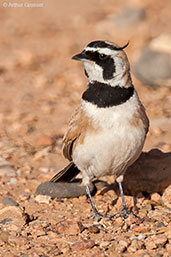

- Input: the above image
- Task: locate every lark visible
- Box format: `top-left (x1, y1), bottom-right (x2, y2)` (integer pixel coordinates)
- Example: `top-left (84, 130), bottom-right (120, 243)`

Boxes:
top-left (51, 40), bottom-right (149, 221)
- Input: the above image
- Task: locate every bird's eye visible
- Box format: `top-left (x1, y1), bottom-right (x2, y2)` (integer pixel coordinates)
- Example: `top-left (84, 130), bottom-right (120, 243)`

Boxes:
top-left (99, 54), bottom-right (107, 60)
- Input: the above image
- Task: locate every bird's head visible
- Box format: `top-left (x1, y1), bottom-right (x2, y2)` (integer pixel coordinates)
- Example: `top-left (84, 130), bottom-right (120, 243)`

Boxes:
top-left (72, 40), bottom-right (130, 87)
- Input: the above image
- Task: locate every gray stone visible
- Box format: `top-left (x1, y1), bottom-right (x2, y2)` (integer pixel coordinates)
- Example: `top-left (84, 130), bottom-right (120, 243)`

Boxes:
top-left (0, 218), bottom-right (12, 224)
top-left (2, 197), bottom-right (19, 206)
top-left (0, 157), bottom-right (15, 176)
top-left (36, 180), bottom-right (94, 199)
top-left (133, 47), bottom-right (171, 87)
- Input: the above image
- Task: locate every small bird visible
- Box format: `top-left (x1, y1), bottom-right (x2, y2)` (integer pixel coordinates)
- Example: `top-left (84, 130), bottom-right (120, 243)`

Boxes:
top-left (50, 40), bottom-right (149, 221)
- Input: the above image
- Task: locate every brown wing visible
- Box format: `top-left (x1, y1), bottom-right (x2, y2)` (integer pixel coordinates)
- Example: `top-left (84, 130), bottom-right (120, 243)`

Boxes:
top-left (130, 102), bottom-right (149, 134)
top-left (63, 104), bottom-right (85, 161)
top-left (63, 103), bottom-right (96, 161)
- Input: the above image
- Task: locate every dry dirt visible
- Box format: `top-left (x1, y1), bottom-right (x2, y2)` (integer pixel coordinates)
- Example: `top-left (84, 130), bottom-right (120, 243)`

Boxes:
top-left (0, 0), bottom-right (170, 256)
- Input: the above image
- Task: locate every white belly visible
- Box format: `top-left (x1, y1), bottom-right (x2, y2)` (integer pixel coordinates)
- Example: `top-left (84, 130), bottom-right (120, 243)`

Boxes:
top-left (73, 123), bottom-right (145, 185)
top-left (72, 94), bottom-right (148, 185)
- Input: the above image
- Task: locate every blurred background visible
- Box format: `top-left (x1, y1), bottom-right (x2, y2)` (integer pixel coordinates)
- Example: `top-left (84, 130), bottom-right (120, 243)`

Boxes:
top-left (0, 1), bottom-right (170, 255)
top-left (0, 0), bottom-right (170, 177)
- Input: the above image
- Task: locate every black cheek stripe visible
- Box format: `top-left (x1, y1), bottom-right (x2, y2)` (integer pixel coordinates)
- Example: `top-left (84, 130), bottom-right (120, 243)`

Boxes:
top-left (99, 58), bottom-right (115, 80)
top-left (84, 51), bottom-right (115, 80)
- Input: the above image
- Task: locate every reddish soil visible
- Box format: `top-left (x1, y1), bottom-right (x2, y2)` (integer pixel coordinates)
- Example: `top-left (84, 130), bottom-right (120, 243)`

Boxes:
top-left (0, 0), bottom-right (170, 256)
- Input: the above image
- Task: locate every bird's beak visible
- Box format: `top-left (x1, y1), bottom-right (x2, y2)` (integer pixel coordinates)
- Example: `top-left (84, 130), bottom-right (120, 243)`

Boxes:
top-left (72, 51), bottom-right (86, 61)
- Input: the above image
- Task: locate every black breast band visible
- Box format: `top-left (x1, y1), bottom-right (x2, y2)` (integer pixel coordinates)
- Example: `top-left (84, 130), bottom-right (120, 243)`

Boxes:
top-left (82, 81), bottom-right (134, 108)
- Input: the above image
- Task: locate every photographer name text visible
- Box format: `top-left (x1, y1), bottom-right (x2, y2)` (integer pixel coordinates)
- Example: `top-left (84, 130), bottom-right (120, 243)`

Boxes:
top-left (3, 2), bottom-right (44, 8)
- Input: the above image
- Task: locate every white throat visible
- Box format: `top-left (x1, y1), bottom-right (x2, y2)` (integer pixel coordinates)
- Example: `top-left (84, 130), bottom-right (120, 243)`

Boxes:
top-left (83, 57), bottom-right (131, 88)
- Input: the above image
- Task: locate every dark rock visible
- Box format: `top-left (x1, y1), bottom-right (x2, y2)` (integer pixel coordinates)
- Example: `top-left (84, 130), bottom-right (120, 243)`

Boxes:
top-left (36, 181), bottom-right (94, 198)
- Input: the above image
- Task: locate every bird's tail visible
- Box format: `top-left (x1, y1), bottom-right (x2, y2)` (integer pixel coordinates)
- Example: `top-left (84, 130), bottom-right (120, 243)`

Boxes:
top-left (50, 162), bottom-right (80, 183)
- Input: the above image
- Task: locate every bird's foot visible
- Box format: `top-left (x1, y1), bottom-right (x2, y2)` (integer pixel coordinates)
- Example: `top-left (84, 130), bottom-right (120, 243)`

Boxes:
top-left (88, 210), bottom-right (113, 222)
top-left (113, 206), bottom-right (130, 218)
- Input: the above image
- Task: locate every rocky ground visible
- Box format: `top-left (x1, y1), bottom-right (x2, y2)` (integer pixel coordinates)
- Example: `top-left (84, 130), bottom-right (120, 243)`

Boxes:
top-left (0, 0), bottom-right (170, 256)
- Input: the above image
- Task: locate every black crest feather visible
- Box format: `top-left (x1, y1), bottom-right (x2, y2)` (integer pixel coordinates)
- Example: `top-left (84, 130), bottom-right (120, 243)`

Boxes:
top-left (87, 40), bottom-right (129, 51)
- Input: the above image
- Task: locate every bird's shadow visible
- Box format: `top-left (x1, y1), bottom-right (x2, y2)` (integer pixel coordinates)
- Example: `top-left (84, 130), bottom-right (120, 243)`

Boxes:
top-left (36, 149), bottom-right (171, 203)
top-left (94, 149), bottom-right (171, 200)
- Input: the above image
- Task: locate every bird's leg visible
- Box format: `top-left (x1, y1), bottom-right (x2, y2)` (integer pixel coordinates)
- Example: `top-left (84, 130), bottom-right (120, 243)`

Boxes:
top-left (117, 181), bottom-right (129, 217)
top-left (113, 175), bottom-right (129, 218)
top-left (85, 185), bottom-right (103, 221)
top-left (85, 185), bottom-right (112, 222)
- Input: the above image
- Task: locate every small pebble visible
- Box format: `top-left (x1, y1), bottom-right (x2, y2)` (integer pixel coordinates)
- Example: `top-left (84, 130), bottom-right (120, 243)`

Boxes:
top-left (88, 225), bottom-right (100, 234)
top-left (128, 239), bottom-right (143, 253)
top-left (100, 240), bottom-right (111, 248)
top-left (35, 195), bottom-right (51, 204)
top-left (47, 231), bottom-right (57, 239)
top-left (166, 222), bottom-right (171, 238)
top-left (141, 253), bottom-right (151, 257)
top-left (0, 164), bottom-right (15, 176)
top-left (137, 234), bottom-right (146, 240)
top-left (145, 239), bottom-right (156, 250)
top-left (162, 185), bottom-right (171, 208)
top-left (6, 171), bottom-right (16, 177)
top-left (0, 231), bottom-right (9, 243)
top-left (115, 195), bottom-right (134, 211)
top-left (2, 197), bottom-right (19, 206)
top-left (0, 206), bottom-right (26, 227)
top-left (7, 224), bottom-right (19, 231)
top-left (154, 235), bottom-right (168, 247)
top-left (55, 220), bottom-right (83, 235)
top-left (39, 167), bottom-right (50, 173)
top-left (16, 169), bottom-right (21, 175)
top-left (10, 178), bottom-right (17, 184)
top-left (117, 240), bottom-right (128, 253)
top-left (71, 239), bottom-right (95, 251)
top-left (134, 225), bottom-right (150, 233)
top-left (35, 230), bottom-right (46, 237)
top-left (151, 192), bottom-right (161, 202)
top-left (19, 193), bottom-right (31, 201)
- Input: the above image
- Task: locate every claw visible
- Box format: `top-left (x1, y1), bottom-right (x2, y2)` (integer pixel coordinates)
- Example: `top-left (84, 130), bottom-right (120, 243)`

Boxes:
top-left (88, 213), bottom-right (103, 222)
top-left (85, 183), bottom-right (131, 222)
top-left (88, 211), bottom-right (113, 222)
top-left (114, 206), bottom-right (130, 218)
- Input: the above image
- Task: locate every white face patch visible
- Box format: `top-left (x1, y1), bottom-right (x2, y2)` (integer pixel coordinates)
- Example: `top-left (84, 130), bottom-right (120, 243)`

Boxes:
top-left (83, 60), bottom-right (105, 83)
top-left (82, 51), bottom-right (128, 87)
